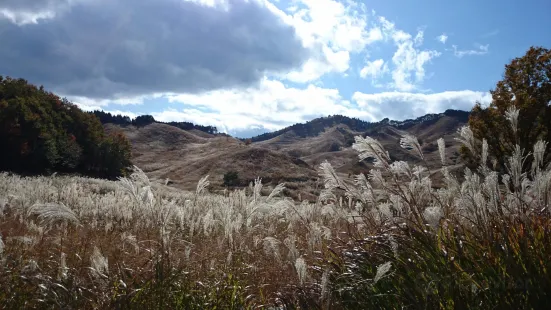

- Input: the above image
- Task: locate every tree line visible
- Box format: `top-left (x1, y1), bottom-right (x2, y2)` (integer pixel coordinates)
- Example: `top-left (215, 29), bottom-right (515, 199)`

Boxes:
top-left (92, 110), bottom-right (219, 134)
top-left (0, 76), bottom-right (132, 178)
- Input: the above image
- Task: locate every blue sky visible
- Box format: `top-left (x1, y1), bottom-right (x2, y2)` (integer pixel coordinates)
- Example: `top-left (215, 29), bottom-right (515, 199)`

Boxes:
top-left (0, 0), bottom-right (549, 137)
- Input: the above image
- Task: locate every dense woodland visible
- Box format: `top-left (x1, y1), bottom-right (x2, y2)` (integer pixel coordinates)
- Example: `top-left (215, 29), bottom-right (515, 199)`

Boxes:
top-left (0, 76), bottom-right (132, 178)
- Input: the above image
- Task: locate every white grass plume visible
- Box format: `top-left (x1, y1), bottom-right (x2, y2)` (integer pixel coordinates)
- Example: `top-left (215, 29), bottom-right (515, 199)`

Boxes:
top-left (267, 183), bottom-right (286, 202)
top-left (505, 106), bottom-right (519, 133)
top-left (295, 257), bottom-right (308, 285)
top-left (27, 203), bottom-right (80, 227)
top-left (455, 126), bottom-right (476, 154)
top-left (196, 175), bottom-right (210, 195)
top-left (90, 246), bottom-right (109, 279)
top-left (373, 261), bottom-right (392, 284)
top-left (352, 135), bottom-right (390, 168)
top-left (400, 134), bottom-right (424, 160)
top-left (437, 138), bottom-right (446, 166)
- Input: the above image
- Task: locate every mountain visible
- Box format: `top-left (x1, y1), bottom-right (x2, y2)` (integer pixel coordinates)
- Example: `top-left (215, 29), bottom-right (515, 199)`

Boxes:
top-left (102, 109), bottom-right (470, 200)
top-left (104, 122), bottom-right (320, 200)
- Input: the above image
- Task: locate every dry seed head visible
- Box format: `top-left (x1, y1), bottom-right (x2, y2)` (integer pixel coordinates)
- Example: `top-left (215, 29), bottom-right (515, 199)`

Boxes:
top-left (437, 138), bottom-right (446, 166)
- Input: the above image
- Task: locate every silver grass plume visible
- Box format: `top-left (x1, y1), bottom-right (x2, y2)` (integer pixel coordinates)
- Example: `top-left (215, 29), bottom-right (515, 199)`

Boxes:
top-left (533, 140), bottom-right (548, 172)
top-left (400, 134), bottom-right (424, 160)
top-left (437, 138), bottom-right (446, 166)
top-left (196, 175), bottom-right (210, 195)
top-left (481, 139), bottom-right (488, 166)
top-left (373, 261), bottom-right (392, 284)
top-left (267, 183), bottom-right (286, 202)
top-left (28, 203), bottom-right (80, 227)
top-left (90, 246), bottom-right (109, 278)
top-left (505, 106), bottom-right (519, 133)
top-left (295, 257), bottom-right (308, 285)
top-left (390, 161), bottom-right (413, 179)
top-left (352, 135), bottom-right (390, 168)
top-left (455, 126), bottom-right (476, 154)
top-left (505, 145), bottom-right (529, 190)
top-left (253, 178), bottom-right (263, 203)
top-left (319, 161), bottom-right (342, 190)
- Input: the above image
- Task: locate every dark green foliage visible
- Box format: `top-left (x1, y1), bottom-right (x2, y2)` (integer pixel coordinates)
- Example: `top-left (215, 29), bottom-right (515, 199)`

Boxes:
top-left (132, 115), bottom-right (156, 127)
top-left (92, 110), bottom-right (218, 134)
top-left (0, 76), bottom-right (132, 178)
top-left (223, 171), bottom-right (239, 187)
top-left (250, 115), bottom-right (376, 142)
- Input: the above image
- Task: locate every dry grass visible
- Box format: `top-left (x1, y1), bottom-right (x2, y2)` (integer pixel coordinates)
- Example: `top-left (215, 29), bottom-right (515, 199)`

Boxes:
top-left (0, 168), bottom-right (362, 308)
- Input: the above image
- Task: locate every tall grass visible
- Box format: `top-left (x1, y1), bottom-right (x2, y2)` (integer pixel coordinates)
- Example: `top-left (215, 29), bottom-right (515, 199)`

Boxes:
top-left (1, 107), bottom-right (551, 309)
top-left (318, 107), bottom-right (551, 309)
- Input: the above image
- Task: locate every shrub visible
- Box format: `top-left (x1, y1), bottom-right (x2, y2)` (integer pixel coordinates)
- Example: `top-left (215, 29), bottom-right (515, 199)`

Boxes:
top-left (223, 171), bottom-right (239, 187)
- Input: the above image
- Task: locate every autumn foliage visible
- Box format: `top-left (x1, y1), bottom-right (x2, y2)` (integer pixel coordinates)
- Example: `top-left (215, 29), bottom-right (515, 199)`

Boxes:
top-left (465, 46), bottom-right (551, 170)
top-left (0, 76), bottom-right (132, 178)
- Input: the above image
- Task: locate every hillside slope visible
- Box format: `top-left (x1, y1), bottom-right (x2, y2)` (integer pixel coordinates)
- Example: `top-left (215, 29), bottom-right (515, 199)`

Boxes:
top-left (253, 110), bottom-right (468, 177)
top-left (105, 123), bottom-right (320, 200)
top-left (106, 109), bottom-right (469, 199)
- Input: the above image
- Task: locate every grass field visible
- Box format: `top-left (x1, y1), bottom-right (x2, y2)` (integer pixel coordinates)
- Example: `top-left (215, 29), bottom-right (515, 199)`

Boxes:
top-left (2, 114), bottom-right (551, 309)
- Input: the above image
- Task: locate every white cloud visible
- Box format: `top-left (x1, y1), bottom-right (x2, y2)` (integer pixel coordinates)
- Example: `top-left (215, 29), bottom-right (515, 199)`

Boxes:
top-left (360, 59), bottom-right (388, 80)
top-left (134, 81), bottom-right (489, 136)
top-left (436, 33), bottom-right (448, 44)
top-left (164, 78), bottom-right (371, 131)
top-left (69, 93), bottom-right (164, 108)
top-left (385, 27), bottom-right (441, 91)
top-left (352, 90), bottom-right (491, 121)
top-left (274, 0), bottom-right (383, 82)
top-left (452, 44), bottom-right (489, 58)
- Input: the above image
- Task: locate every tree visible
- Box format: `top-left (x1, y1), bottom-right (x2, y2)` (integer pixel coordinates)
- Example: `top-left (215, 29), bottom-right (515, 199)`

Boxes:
top-left (133, 115), bottom-right (155, 127)
top-left (223, 171), bottom-right (239, 187)
top-left (464, 46), bottom-right (551, 170)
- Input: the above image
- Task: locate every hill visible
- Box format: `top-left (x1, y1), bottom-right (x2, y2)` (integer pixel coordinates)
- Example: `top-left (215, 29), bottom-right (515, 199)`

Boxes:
top-left (106, 123), bottom-right (320, 200)
top-left (252, 110), bottom-right (469, 177)
top-left (105, 109), bottom-right (469, 199)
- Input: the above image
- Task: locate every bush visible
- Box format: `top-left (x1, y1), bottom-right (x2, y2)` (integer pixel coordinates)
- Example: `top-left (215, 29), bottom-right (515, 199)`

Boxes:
top-left (223, 171), bottom-right (239, 187)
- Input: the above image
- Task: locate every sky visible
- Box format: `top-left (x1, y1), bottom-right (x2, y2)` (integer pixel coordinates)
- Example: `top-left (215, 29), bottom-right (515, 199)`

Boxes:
top-left (0, 0), bottom-right (550, 138)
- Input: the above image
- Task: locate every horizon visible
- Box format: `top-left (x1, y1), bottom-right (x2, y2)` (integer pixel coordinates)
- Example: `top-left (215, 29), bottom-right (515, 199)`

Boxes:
top-left (93, 107), bottom-right (470, 139)
top-left (1, 0), bottom-right (549, 137)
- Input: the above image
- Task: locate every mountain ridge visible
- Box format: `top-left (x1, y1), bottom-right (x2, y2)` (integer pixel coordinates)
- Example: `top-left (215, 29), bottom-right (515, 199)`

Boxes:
top-left (103, 108), bottom-right (471, 200)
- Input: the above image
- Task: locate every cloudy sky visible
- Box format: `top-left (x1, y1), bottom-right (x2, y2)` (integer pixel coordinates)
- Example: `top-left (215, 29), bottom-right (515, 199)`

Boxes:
top-left (1, 0), bottom-right (550, 137)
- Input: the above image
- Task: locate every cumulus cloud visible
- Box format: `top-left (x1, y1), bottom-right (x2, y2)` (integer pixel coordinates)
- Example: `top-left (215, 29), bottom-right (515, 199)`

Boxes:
top-left (352, 90), bottom-right (491, 121)
top-left (1, 0), bottom-right (490, 138)
top-left (0, 0), bottom-right (308, 99)
top-left (279, 0), bottom-right (383, 82)
top-left (360, 59), bottom-right (388, 80)
top-left (377, 18), bottom-right (441, 91)
top-left (129, 81), bottom-right (490, 137)
top-left (164, 78), bottom-right (371, 128)
top-left (436, 34), bottom-right (448, 44)
top-left (452, 44), bottom-right (489, 58)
